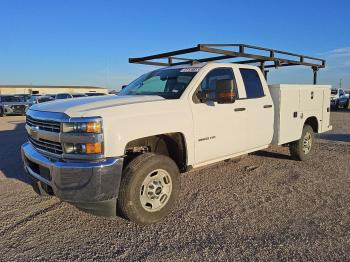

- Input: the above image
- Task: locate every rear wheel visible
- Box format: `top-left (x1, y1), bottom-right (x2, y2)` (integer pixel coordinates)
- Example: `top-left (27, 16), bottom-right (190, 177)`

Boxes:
top-left (118, 153), bottom-right (180, 224)
top-left (289, 124), bottom-right (314, 161)
top-left (0, 108), bottom-right (4, 117)
top-left (345, 99), bottom-right (349, 109)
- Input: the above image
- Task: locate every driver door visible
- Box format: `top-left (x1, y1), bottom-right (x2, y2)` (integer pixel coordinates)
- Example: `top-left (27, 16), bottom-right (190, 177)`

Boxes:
top-left (190, 67), bottom-right (248, 165)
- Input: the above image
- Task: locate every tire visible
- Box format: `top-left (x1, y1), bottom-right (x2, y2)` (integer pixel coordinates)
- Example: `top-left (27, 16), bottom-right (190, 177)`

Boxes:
top-left (0, 108), bottom-right (4, 117)
top-left (118, 153), bottom-right (180, 224)
top-left (345, 99), bottom-right (349, 109)
top-left (289, 124), bottom-right (314, 161)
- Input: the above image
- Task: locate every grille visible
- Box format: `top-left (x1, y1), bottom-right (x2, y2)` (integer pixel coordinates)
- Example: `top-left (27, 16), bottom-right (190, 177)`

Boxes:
top-left (26, 115), bottom-right (61, 133)
top-left (29, 136), bottom-right (63, 155)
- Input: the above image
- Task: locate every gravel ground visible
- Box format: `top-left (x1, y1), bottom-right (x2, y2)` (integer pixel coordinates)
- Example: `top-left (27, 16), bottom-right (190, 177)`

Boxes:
top-left (0, 110), bottom-right (349, 261)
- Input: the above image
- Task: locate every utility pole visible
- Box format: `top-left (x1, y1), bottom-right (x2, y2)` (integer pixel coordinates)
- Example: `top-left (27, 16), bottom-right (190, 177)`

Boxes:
top-left (339, 78), bottom-right (342, 89)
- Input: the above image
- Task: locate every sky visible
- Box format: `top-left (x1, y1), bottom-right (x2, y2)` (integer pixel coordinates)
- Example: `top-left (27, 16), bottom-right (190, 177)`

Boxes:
top-left (0, 0), bottom-right (349, 91)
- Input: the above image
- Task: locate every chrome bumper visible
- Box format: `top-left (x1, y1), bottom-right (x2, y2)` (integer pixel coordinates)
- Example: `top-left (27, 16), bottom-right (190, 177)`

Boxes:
top-left (21, 142), bottom-right (123, 214)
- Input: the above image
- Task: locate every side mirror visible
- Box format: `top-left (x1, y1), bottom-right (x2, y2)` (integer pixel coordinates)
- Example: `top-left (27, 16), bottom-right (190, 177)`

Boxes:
top-left (215, 79), bottom-right (236, 104)
top-left (196, 90), bottom-right (209, 101)
top-left (121, 85), bottom-right (127, 90)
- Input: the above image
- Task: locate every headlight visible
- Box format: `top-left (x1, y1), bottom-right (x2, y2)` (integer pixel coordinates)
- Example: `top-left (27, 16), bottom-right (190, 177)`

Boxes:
top-left (62, 121), bottom-right (102, 133)
top-left (64, 143), bottom-right (102, 154)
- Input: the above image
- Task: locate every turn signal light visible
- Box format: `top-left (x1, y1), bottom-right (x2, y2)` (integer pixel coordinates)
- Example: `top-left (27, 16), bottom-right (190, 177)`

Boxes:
top-left (86, 143), bottom-right (102, 154)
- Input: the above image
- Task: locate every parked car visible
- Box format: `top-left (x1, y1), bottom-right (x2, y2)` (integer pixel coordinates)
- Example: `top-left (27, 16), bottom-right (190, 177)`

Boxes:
top-left (330, 88), bottom-right (349, 109)
top-left (45, 94), bottom-right (57, 100)
top-left (55, 93), bottom-right (73, 100)
top-left (85, 92), bottom-right (106, 96)
top-left (21, 44), bottom-right (332, 224)
top-left (16, 94), bottom-right (32, 102)
top-left (109, 90), bottom-right (119, 95)
top-left (27, 95), bottom-right (54, 107)
top-left (72, 93), bottom-right (88, 98)
top-left (0, 95), bottom-right (28, 116)
top-left (345, 90), bottom-right (350, 100)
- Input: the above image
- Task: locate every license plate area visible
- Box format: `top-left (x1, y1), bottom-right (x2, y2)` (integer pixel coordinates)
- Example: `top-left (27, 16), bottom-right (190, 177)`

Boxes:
top-left (26, 157), bottom-right (52, 181)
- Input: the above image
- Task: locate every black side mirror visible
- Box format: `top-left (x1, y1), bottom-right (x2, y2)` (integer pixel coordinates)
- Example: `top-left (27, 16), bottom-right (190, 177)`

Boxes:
top-left (215, 79), bottom-right (236, 104)
top-left (121, 85), bottom-right (127, 90)
top-left (196, 90), bottom-right (209, 101)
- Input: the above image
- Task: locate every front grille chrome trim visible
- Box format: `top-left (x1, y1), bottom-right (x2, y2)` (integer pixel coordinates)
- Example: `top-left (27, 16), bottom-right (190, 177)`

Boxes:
top-left (29, 136), bottom-right (63, 155)
top-left (25, 109), bottom-right (105, 161)
top-left (26, 115), bottom-right (61, 133)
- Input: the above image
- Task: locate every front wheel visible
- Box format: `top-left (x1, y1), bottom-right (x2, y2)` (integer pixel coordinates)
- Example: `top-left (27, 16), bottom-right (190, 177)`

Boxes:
top-left (289, 124), bottom-right (314, 161)
top-left (118, 153), bottom-right (180, 224)
top-left (0, 108), bottom-right (4, 117)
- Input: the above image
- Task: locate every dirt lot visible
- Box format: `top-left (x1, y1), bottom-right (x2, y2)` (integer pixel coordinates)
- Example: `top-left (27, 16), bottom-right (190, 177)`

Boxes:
top-left (0, 110), bottom-right (349, 261)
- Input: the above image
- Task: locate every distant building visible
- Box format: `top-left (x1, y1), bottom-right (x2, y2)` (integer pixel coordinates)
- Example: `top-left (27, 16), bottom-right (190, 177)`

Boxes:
top-left (0, 85), bottom-right (108, 95)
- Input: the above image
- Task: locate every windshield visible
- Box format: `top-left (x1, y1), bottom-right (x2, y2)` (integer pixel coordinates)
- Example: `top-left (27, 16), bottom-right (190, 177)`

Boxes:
top-left (331, 89), bottom-right (338, 95)
top-left (1, 96), bottom-right (22, 102)
top-left (118, 68), bottom-right (198, 99)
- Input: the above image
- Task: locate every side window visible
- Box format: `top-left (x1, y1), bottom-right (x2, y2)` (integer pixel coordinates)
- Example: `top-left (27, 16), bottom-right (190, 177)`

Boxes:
top-left (339, 90), bottom-right (344, 96)
top-left (199, 68), bottom-right (236, 92)
top-left (196, 68), bottom-right (238, 102)
top-left (240, 69), bottom-right (265, 99)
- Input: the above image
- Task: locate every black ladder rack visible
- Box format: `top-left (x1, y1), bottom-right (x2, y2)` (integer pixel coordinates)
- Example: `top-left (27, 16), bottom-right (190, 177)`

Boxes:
top-left (129, 43), bottom-right (326, 84)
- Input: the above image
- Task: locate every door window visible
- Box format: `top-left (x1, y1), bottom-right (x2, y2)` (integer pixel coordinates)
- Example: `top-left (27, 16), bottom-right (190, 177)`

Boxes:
top-left (240, 69), bottom-right (265, 99)
top-left (196, 68), bottom-right (237, 102)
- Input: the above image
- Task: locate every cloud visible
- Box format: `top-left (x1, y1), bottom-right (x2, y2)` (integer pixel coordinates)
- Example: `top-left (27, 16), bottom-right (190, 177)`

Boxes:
top-left (316, 47), bottom-right (350, 89)
top-left (319, 47), bottom-right (350, 70)
top-left (270, 47), bottom-right (350, 89)
top-left (320, 47), bottom-right (350, 58)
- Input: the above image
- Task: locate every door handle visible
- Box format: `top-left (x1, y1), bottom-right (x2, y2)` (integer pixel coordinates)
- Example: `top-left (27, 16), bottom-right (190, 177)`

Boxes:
top-left (263, 105), bottom-right (272, 108)
top-left (234, 107), bottom-right (246, 112)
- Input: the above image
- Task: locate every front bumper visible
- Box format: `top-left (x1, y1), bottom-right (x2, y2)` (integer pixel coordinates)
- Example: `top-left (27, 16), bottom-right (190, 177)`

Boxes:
top-left (21, 142), bottom-right (124, 216)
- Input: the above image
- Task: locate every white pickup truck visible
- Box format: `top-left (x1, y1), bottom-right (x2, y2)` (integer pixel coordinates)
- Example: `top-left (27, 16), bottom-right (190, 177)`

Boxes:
top-left (21, 44), bottom-right (332, 224)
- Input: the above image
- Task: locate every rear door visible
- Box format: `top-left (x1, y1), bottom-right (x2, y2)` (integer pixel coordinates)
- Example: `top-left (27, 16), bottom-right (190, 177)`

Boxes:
top-left (238, 67), bottom-right (274, 150)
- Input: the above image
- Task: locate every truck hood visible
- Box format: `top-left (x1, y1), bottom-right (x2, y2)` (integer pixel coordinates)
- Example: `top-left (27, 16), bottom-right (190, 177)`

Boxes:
top-left (31, 95), bottom-right (165, 117)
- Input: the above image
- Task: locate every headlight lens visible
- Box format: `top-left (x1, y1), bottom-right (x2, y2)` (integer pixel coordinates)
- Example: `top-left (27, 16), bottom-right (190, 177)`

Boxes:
top-left (64, 143), bottom-right (102, 154)
top-left (62, 121), bottom-right (102, 133)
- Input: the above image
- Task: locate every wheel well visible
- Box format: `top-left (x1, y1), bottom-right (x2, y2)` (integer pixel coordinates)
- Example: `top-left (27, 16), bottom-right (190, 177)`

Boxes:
top-left (124, 133), bottom-right (187, 172)
top-left (304, 117), bottom-right (318, 133)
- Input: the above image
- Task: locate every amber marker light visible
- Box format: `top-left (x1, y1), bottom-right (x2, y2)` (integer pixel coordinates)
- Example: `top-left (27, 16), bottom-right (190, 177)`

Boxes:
top-left (86, 143), bottom-right (102, 154)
